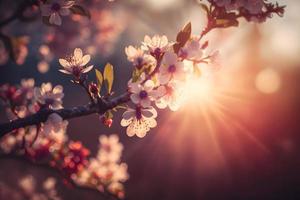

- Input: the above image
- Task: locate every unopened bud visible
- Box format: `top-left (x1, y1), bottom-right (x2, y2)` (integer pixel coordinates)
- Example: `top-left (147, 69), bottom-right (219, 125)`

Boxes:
top-left (89, 83), bottom-right (98, 95)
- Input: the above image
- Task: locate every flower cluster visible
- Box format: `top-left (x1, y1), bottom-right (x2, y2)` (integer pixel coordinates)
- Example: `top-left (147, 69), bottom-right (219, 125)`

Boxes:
top-left (122, 30), bottom-right (218, 137)
top-left (73, 135), bottom-right (129, 198)
top-left (0, 80), bottom-right (128, 197)
top-left (18, 175), bottom-right (61, 200)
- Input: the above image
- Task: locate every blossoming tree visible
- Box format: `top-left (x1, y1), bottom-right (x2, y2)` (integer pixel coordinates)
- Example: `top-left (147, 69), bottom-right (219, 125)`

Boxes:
top-left (0, 0), bottom-right (285, 199)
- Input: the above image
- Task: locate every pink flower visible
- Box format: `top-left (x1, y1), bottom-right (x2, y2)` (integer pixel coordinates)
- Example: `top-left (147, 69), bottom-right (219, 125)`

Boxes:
top-left (155, 81), bottom-right (183, 111)
top-left (34, 83), bottom-right (64, 109)
top-left (121, 106), bottom-right (157, 138)
top-left (142, 35), bottom-right (171, 58)
top-left (59, 48), bottom-right (93, 78)
top-left (41, 0), bottom-right (75, 26)
top-left (129, 80), bottom-right (162, 108)
top-left (179, 37), bottom-right (203, 61)
top-left (158, 51), bottom-right (186, 85)
top-left (125, 46), bottom-right (155, 69)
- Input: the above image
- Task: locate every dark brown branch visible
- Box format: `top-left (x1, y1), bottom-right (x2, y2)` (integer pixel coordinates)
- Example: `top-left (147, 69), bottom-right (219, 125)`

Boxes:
top-left (0, 92), bottom-right (130, 138)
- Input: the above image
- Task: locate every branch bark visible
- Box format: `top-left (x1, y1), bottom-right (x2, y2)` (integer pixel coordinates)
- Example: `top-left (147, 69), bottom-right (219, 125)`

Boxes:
top-left (0, 92), bottom-right (130, 139)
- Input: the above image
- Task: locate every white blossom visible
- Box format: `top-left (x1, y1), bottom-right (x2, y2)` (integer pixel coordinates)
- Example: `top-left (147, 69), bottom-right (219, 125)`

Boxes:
top-left (158, 51), bottom-right (186, 85)
top-left (59, 48), bottom-right (93, 77)
top-left (179, 37), bottom-right (203, 61)
top-left (121, 106), bottom-right (157, 138)
top-left (34, 83), bottom-right (64, 109)
top-left (129, 80), bottom-right (161, 108)
top-left (98, 134), bottom-right (123, 164)
top-left (125, 46), bottom-right (155, 69)
top-left (142, 35), bottom-right (171, 57)
top-left (155, 81), bottom-right (183, 111)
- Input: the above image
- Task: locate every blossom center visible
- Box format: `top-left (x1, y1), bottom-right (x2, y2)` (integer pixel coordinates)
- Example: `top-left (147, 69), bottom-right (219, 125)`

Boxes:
top-left (135, 107), bottom-right (142, 120)
top-left (168, 64), bottom-right (176, 73)
top-left (136, 57), bottom-right (144, 69)
top-left (51, 3), bottom-right (61, 12)
top-left (139, 90), bottom-right (148, 99)
top-left (151, 48), bottom-right (162, 59)
top-left (72, 67), bottom-right (81, 77)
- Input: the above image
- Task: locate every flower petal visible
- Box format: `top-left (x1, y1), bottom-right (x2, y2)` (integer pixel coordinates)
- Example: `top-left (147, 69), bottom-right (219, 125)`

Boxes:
top-left (59, 58), bottom-right (70, 68)
top-left (122, 110), bottom-right (135, 120)
top-left (59, 69), bottom-right (72, 74)
top-left (49, 13), bottom-right (62, 26)
top-left (80, 55), bottom-right (91, 66)
top-left (121, 118), bottom-right (132, 127)
top-left (144, 80), bottom-right (154, 91)
top-left (129, 82), bottom-right (141, 93)
top-left (130, 94), bottom-right (140, 104)
top-left (74, 48), bottom-right (83, 59)
top-left (81, 65), bottom-right (93, 73)
top-left (53, 85), bottom-right (63, 94)
top-left (140, 99), bottom-right (151, 108)
top-left (158, 72), bottom-right (171, 85)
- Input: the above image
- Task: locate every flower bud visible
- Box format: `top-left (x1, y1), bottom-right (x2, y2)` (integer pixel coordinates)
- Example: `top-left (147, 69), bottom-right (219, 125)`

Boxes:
top-left (100, 116), bottom-right (113, 128)
top-left (89, 82), bottom-right (98, 95)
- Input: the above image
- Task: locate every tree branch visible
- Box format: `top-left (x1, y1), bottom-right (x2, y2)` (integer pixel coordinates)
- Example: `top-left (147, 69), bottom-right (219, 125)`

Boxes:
top-left (0, 92), bottom-right (130, 138)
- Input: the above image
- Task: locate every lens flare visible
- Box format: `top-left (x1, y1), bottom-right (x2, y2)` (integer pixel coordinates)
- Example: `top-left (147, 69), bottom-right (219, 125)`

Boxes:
top-left (255, 68), bottom-right (281, 94)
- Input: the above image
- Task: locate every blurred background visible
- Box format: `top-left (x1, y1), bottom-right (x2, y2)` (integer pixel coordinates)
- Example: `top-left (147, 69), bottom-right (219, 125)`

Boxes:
top-left (1, 0), bottom-right (300, 199)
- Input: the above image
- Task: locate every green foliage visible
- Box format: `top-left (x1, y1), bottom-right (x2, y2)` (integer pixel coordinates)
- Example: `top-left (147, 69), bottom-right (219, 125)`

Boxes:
top-left (95, 69), bottom-right (103, 94)
top-left (103, 63), bottom-right (114, 95)
top-left (173, 22), bottom-right (192, 54)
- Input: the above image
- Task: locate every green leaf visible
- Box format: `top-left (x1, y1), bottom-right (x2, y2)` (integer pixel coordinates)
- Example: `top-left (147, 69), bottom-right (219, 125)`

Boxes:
top-left (103, 63), bottom-right (114, 94)
top-left (132, 68), bottom-right (143, 82)
top-left (173, 22), bottom-right (192, 53)
top-left (176, 22), bottom-right (191, 43)
top-left (95, 69), bottom-right (103, 93)
top-left (70, 5), bottom-right (91, 19)
top-left (105, 110), bottom-right (114, 119)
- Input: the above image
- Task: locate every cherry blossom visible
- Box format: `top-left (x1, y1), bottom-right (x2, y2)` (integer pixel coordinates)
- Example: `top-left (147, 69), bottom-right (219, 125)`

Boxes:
top-left (41, 0), bottom-right (75, 26)
top-left (142, 35), bottom-right (171, 59)
top-left (42, 113), bottom-right (68, 135)
top-left (121, 106), bottom-right (157, 138)
top-left (179, 37), bottom-right (203, 61)
top-left (129, 80), bottom-right (162, 108)
top-left (158, 51), bottom-right (186, 85)
top-left (34, 83), bottom-right (64, 109)
top-left (59, 48), bottom-right (93, 78)
top-left (125, 46), bottom-right (155, 69)
top-left (155, 81), bottom-right (184, 111)
top-left (98, 135), bottom-right (123, 163)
